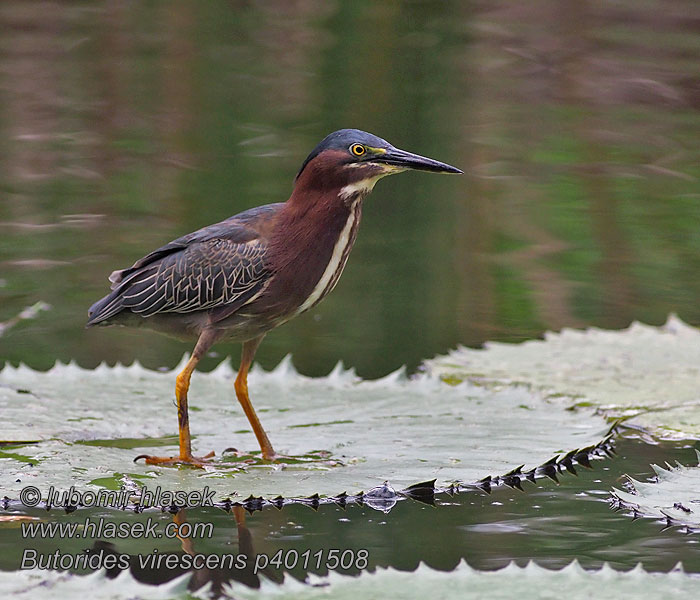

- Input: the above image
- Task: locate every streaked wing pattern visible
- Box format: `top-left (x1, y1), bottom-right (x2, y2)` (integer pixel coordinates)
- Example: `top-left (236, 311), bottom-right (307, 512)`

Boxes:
top-left (87, 203), bottom-right (283, 325)
top-left (118, 238), bottom-right (268, 316)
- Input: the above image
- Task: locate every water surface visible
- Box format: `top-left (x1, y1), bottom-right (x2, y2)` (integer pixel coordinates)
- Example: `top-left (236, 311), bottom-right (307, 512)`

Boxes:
top-left (1, 0), bottom-right (698, 378)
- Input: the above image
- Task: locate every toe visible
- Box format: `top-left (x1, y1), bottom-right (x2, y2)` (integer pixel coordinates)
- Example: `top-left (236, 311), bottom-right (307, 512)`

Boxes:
top-left (133, 453), bottom-right (214, 467)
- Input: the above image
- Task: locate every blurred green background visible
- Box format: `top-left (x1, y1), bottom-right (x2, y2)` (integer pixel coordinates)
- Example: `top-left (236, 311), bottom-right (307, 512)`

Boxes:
top-left (0, 0), bottom-right (698, 378)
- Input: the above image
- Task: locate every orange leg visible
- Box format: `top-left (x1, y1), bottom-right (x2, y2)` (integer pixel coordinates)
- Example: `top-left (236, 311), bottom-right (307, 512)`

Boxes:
top-left (173, 509), bottom-right (196, 555)
top-left (235, 336), bottom-right (276, 460)
top-left (135, 331), bottom-right (217, 467)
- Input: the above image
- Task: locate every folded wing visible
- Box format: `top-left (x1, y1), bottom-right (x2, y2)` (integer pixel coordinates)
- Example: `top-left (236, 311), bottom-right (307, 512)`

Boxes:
top-left (87, 205), bottom-right (279, 326)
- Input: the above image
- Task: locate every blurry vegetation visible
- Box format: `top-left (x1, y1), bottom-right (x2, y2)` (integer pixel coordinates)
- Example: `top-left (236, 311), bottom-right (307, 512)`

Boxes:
top-left (0, 0), bottom-right (698, 377)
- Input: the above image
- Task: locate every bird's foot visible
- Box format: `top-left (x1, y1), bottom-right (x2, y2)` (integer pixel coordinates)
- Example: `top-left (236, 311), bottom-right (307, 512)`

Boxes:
top-left (262, 449), bottom-right (280, 462)
top-left (220, 447), bottom-right (277, 463)
top-left (134, 450), bottom-right (215, 468)
top-left (222, 448), bottom-right (338, 466)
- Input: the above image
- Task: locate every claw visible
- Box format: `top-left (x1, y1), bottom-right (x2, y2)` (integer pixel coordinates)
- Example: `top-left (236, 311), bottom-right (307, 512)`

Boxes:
top-left (134, 451), bottom-right (215, 468)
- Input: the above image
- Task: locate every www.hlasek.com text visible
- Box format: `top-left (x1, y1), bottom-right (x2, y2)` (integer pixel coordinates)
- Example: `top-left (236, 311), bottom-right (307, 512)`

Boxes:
top-left (21, 516), bottom-right (213, 541)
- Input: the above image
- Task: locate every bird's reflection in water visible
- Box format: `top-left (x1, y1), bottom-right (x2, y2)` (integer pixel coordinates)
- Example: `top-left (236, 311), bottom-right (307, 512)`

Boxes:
top-left (92, 507), bottom-right (283, 598)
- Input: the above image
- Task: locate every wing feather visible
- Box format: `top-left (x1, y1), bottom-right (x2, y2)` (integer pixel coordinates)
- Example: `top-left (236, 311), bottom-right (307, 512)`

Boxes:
top-left (87, 204), bottom-right (282, 326)
top-left (116, 239), bottom-right (268, 316)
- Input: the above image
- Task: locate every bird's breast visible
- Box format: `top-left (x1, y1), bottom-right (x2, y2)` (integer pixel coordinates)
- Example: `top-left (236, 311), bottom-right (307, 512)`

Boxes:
top-left (255, 193), bottom-right (365, 323)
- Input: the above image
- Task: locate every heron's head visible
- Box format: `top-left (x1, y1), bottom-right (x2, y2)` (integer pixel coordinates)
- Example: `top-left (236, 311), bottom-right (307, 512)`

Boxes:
top-left (295, 129), bottom-right (462, 200)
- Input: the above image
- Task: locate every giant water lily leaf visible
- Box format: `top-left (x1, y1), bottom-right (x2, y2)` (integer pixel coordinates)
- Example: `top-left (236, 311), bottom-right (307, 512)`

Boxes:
top-left (0, 568), bottom-right (191, 599)
top-left (3, 562), bottom-right (697, 600)
top-left (226, 561), bottom-right (700, 600)
top-left (0, 358), bottom-right (609, 501)
top-left (425, 315), bottom-right (700, 440)
top-left (613, 451), bottom-right (700, 528)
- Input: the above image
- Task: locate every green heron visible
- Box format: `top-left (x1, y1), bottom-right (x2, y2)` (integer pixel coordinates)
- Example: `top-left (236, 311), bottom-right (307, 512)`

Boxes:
top-left (87, 129), bottom-right (461, 466)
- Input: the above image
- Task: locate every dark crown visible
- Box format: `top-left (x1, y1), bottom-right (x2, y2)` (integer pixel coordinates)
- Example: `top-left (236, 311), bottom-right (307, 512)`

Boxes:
top-left (296, 129), bottom-right (391, 180)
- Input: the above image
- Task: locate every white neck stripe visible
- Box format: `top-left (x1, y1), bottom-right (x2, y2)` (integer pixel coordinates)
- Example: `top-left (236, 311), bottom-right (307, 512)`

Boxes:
top-left (295, 200), bottom-right (360, 315)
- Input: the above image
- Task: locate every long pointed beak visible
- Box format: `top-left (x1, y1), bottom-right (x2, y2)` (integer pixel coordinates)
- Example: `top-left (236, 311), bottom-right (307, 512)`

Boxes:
top-left (376, 147), bottom-right (462, 174)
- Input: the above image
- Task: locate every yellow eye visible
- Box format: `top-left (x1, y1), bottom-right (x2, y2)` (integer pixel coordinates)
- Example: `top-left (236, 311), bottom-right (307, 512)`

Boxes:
top-left (350, 144), bottom-right (366, 157)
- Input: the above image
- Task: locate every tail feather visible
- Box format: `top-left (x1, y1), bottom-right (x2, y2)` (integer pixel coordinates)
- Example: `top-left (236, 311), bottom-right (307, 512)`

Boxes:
top-left (86, 290), bottom-right (125, 326)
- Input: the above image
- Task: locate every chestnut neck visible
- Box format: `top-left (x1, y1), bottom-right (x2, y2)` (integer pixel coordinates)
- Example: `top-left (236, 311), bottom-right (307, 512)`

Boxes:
top-left (262, 150), bottom-right (375, 311)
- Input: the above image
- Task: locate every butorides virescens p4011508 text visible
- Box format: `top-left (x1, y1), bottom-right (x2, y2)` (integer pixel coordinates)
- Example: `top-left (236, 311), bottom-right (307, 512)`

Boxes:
top-left (87, 129), bottom-right (461, 466)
